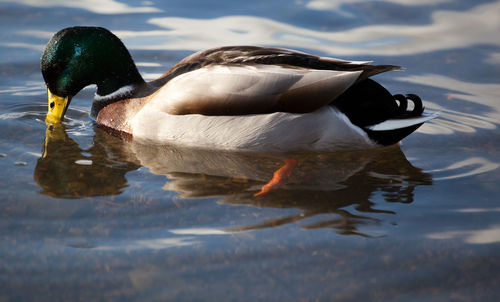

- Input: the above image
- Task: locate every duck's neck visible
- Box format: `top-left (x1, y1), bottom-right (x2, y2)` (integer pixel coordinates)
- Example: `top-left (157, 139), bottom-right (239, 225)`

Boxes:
top-left (91, 84), bottom-right (140, 119)
top-left (95, 61), bottom-right (145, 97)
top-left (91, 53), bottom-right (146, 119)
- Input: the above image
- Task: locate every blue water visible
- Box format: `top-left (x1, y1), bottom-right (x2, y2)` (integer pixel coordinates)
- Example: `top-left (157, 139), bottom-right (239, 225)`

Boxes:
top-left (1, 0), bottom-right (500, 301)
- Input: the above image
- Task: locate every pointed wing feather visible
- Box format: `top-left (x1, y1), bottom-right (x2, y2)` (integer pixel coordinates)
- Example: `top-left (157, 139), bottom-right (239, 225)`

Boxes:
top-left (162, 46), bottom-right (399, 81)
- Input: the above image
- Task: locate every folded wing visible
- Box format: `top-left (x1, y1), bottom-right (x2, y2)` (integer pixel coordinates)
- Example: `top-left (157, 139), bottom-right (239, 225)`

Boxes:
top-left (153, 64), bottom-right (362, 115)
top-left (152, 46), bottom-right (398, 116)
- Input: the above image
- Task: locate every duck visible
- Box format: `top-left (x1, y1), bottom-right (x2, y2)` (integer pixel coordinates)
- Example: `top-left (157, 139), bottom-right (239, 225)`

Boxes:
top-left (41, 26), bottom-right (438, 152)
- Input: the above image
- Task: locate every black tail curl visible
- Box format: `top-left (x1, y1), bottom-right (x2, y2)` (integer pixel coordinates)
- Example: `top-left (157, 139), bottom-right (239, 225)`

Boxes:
top-left (393, 94), bottom-right (424, 117)
top-left (332, 79), bottom-right (425, 128)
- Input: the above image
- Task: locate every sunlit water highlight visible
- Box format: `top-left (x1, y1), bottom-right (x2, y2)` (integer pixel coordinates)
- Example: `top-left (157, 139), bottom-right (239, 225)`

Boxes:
top-left (0, 0), bottom-right (499, 301)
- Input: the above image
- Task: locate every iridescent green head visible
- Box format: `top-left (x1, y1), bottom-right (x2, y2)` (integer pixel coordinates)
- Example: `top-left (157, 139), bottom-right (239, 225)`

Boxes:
top-left (41, 26), bottom-right (144, 123)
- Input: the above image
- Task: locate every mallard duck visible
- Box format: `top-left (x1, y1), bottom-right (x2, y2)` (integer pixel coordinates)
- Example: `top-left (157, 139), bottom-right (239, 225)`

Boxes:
top-left (41, 26), bottom-right (437, 151)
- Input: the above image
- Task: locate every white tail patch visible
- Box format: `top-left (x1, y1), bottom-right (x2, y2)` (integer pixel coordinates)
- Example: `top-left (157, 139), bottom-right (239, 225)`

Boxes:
top-left (367, 112), bottom-right (440, 131)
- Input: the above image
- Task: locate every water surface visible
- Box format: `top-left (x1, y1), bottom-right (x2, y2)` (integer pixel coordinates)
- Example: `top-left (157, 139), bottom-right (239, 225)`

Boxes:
top-left (1, 0), bottom-right (499, 301)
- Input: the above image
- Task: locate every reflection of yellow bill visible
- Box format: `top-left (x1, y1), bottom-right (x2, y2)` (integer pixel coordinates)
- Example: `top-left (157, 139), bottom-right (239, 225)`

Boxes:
top-left (42, 123), bottom-right (66, 158)
top-left (45, 88), bottom-right (69, 123)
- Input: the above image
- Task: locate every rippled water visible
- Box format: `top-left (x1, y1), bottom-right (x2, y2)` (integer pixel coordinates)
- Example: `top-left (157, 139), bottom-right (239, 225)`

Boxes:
top-left (1, 0), bottom-right (499, 301)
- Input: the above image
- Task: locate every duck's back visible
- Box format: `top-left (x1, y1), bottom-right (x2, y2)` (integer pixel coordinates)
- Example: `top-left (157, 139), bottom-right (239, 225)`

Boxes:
top-left (149, 46), bottom-right (399, 116)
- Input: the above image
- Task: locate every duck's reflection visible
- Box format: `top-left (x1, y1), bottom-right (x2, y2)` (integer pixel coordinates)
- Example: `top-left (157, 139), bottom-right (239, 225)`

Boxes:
top-left (219, 149), bottom-right (432, 235)
top-left (35, 124), bottom-right (432, 235)
top-left (34, 124), bottom-right (140, 198)
top-left (146, 145), bottom-right (432, 235)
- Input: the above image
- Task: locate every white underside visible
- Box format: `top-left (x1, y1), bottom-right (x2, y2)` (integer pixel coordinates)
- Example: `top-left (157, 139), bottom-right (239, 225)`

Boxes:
top-left (130, 105), bottom-right (377, 152)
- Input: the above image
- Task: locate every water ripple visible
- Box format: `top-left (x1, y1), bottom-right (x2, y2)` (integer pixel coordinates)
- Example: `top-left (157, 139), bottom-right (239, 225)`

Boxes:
top-left (0, 81), bottom-right (45, 96)
top-left (0, 103), bottom-right (92, 133)
top-left (428, 157), bottom-right (499, 181)
top-left (62, 2), bottom-right (497, 57)
top-left (397, 74), bottom-right (500, 134)
top-left (95, 236), bottom-right (198, 251)
top-left (0, 104), bottom-right (47, 122)
top-left (306, 0), bottom-right (453, 17)
top-left (427, 225), bottom-right (500, 244)
top-left (2, 0), bottom-right (161, 15)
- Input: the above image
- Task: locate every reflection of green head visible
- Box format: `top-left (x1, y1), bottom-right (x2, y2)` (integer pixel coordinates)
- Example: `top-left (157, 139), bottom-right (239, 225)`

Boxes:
top-left (34, 124), bottom-right (140, 198)
top-left (41, 26), bottom-right (144, 98)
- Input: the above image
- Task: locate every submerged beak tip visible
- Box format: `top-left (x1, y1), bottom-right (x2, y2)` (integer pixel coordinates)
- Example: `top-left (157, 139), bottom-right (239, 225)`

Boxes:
top-left (45, 113), bottom-right (61, 124)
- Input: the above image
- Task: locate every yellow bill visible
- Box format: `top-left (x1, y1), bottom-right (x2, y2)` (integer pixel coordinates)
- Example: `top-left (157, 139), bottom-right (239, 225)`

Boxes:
top-left (45, 88), bottom-right (69, 123)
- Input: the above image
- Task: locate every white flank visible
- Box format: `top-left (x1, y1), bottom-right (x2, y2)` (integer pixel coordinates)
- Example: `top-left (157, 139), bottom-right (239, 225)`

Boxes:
top-left (130, 106), bottom-right (376, 152)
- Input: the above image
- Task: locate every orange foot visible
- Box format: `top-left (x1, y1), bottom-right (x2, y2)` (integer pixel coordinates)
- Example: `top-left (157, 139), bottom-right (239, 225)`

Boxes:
top-left (254, 158), bottom-right (298, 197)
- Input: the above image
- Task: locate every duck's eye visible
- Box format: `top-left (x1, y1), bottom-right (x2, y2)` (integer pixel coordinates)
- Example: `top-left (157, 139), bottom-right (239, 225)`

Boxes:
top-left (74, 45), bottom-right (83, 56)
top-left (50, 102), bottom-right (55, 109)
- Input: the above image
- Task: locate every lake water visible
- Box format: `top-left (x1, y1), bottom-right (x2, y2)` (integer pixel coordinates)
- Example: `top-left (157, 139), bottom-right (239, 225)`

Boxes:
top-left (1, 0), bottom-right (499, 301)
